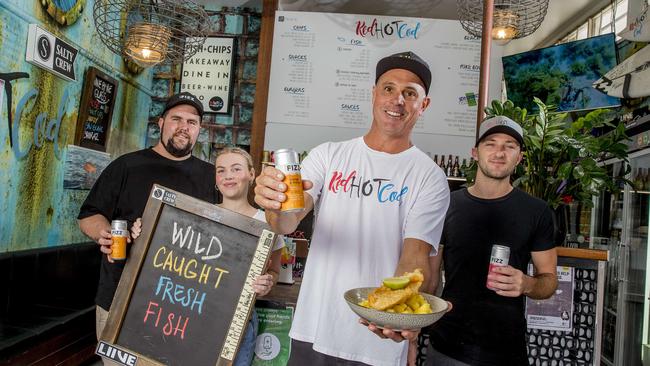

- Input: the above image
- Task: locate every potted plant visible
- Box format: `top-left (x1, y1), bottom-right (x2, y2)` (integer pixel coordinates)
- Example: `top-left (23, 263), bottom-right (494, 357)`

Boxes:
top-left (466, 98), bottom-right (630, 244)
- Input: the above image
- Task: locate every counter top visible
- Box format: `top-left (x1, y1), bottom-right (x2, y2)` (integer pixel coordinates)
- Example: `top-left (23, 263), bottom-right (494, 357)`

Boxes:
top-left (258, 280), bottom-right (302, 306)
top-left (557, 247), bottom-right (608, 261)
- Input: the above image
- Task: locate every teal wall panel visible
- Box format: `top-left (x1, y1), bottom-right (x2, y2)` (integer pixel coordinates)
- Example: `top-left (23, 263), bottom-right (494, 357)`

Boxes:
top-left (0, 0), bottom-right (153, 253)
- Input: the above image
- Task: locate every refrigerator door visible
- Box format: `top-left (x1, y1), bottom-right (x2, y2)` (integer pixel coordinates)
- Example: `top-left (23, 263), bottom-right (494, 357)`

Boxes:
top-left (592, 161), bottom-right (625, 365)
top-left (617, 150), bottom-right (650, 366)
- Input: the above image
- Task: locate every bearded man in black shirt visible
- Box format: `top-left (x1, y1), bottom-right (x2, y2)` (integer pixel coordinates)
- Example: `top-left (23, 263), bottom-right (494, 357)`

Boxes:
top-left (425, 116), bottom-right (558, 366)
top-left (77, 92), bottom-right (218, 365)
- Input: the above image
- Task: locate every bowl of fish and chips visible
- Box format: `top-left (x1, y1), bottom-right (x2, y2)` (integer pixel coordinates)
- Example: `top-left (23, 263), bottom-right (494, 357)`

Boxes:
top-left (344, 269), bottom-right (450, 330)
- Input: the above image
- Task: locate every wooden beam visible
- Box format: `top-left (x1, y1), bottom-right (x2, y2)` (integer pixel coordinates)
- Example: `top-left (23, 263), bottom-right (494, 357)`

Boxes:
top-left (476, 0), bottom-right (494, 140)
top-left (557, 247), bottom-right (608, 261)
top-left (250, 0), bottom-right (278, 176)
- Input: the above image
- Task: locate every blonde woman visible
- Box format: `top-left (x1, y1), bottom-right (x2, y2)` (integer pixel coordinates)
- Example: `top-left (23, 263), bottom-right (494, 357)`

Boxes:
top-left (132, 147), bottom-right (283, 365)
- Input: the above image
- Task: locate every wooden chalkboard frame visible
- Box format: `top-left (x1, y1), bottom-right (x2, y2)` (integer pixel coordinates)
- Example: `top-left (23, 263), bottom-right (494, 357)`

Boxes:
top-left (75, 66), bottom-right (118, 151)
top-left (98, 184), bottom-right (276, 366)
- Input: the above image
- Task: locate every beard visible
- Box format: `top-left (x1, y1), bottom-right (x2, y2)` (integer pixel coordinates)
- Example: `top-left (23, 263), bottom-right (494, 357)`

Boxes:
top-left (162, 130), bottom-right (193, 158)
top-left (477, 160), bottom-right (516, 180)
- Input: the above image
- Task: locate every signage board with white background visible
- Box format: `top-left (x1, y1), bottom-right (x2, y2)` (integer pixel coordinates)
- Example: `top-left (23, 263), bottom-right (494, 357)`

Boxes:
top-left (25, 24), bottom-right (77, 82)
top-left (265, 11), bottom-right (503, 158)
top-left (181, 37), bottom-right (236, 114)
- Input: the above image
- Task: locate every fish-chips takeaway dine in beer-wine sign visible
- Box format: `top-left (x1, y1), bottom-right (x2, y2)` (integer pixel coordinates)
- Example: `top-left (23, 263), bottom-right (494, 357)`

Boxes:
top-left (180, 37), bottom-right (236, 114)
top-left (97, 185), bottom-right (276, 366)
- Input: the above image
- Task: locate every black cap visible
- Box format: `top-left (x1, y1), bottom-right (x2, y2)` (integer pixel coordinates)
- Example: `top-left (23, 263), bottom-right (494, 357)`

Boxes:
top-left (476, 116), bottom-right (525, 147)
top-left (375, 51), bottom-right (431, 95)
top-left (162, 92), bottom-right (204, 119)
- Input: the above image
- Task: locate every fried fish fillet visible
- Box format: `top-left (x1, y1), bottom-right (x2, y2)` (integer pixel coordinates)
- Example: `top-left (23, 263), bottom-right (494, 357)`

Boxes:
top-left (405, 268), bottom-right (424, 293)
top-left (368, 286), bottom-right (414, 310)
top-left (367, 269), bottom-right (424, 310)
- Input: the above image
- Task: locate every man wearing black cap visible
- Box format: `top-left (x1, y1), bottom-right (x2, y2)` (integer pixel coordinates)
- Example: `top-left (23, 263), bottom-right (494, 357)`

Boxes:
top-left (255, 51), bottom-right (450, 365)
top-left (425, 116), bottom-right (558, 365)
top-left (78, 92), bottom-right (218, 364)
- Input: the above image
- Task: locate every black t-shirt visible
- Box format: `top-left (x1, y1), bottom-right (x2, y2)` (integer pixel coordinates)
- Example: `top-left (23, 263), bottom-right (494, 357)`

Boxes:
top-left (428, 188), bottom-right (554, 366)
top-left (78, 148), bottom-right (219, 310)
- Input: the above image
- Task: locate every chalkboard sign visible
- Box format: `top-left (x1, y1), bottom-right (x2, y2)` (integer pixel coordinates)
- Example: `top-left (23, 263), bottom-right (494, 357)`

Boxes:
top-left (75, 66), bottom-right (117, 151)
top-left (98, 185), bottom-right (276, 366)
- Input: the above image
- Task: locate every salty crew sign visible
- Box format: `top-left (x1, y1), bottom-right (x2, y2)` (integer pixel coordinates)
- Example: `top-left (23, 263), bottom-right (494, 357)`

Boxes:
top-left (25, 24), bottom-right (77, 82)
top-left (181, 37), bottom-right (236, 114)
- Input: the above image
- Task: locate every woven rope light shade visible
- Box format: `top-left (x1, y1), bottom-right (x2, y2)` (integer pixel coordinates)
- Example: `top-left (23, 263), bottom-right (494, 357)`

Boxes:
top-left (457, 0), bottom-right (549, 44)
top-left (123, 22), bottom-right (172, 67)
top-left (93, 0), bottom-right (212, 67)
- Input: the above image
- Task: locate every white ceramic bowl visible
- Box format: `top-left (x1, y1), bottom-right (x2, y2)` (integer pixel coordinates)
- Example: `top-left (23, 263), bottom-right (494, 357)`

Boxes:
top-left (344, 287), bottom-right (450, 330)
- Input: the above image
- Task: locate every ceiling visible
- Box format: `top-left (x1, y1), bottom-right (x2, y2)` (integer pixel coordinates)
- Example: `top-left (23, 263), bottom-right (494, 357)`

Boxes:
top-left (196, 0), bottom-right (619, 54)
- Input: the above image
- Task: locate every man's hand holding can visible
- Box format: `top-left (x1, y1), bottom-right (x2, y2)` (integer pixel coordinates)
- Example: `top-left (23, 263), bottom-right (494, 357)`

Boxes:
top-left (97, 227), bottom-right (114, 262)
top-left (254, 165), bottom-right (312, 212)
top-left (97, 220), bottom-right (132, 263)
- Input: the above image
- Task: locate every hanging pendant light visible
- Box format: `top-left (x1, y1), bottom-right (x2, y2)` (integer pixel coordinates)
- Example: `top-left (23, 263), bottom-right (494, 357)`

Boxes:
top-left (491, 8), bottom-right (518, 44)
top-left (123, 22), bottom-right (172, 67)
top-left (93, 0), bottom-right (211, 68)
top-left (457, 0), bottom-right (549, 44)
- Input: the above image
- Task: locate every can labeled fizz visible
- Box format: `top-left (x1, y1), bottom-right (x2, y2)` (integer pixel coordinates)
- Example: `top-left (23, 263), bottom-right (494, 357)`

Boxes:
top-left (487, 244), bottom-right (510, 290)
top-left (110, 220), bottom-right (128, 260)
top-left (275, 148), bottom-right (305, 213)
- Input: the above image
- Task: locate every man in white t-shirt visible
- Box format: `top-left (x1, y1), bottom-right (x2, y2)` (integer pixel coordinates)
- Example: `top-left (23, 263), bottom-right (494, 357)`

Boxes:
top-left (255, 51), bottom-right (450, 366)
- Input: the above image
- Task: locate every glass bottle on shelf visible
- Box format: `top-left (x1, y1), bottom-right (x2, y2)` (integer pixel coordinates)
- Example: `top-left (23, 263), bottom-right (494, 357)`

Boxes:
top-left (439, 155), bottom-right (446, 172)
top-left (633, 168), bottom-right (642, 191)
top-left (433, 154), bottom-right (439, 167)
top-left (445, 154), bottom-right (453, 177)
top-left (452, 156), bottom-right (460, 177)
top-left (460, 158), bottom-right (468, 177)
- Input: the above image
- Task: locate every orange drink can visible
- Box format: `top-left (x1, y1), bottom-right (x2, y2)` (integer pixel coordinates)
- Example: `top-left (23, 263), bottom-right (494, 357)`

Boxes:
top-left (110, 220), bottom-right (128, 260)
top-left (275, 148), bottom-right (305, 213)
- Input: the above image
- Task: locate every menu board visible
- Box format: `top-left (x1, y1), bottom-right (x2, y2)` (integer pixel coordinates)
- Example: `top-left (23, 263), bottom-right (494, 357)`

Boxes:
top-left (267, 11), bottom-right (503, 142)
top-left (98, 185), bottom-right (276, 366)
top-left (75, 67), bottom-right (117, 151)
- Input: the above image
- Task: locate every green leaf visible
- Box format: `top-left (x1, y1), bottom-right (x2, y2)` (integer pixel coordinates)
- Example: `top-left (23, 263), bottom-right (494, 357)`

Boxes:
top-left (492, 100), bottom-right (503, 115)
top-left (557, 162), bottom-right (572, 179)
top-left (528, 136), bottom-right (542, 149)
top-left (573, 165), bottom-right (585, 179)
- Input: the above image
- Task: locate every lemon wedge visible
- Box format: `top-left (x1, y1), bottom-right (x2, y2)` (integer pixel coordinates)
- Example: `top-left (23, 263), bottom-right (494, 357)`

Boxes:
top-left (382, 276), bottom-right (410, 290)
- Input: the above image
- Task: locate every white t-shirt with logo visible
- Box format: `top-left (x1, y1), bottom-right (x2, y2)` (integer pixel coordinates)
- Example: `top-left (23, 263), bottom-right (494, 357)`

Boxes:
top-left (290, 137), bottom-right (450, 366)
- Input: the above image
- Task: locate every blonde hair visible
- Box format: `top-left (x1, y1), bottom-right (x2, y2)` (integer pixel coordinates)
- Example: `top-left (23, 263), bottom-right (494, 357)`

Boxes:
top-left (215, 147), bottom-right (254, 171)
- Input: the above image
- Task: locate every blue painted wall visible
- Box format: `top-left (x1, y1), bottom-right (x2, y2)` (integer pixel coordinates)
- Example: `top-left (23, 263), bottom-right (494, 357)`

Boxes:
top-left (0, 1), bottom-right (153, 253)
